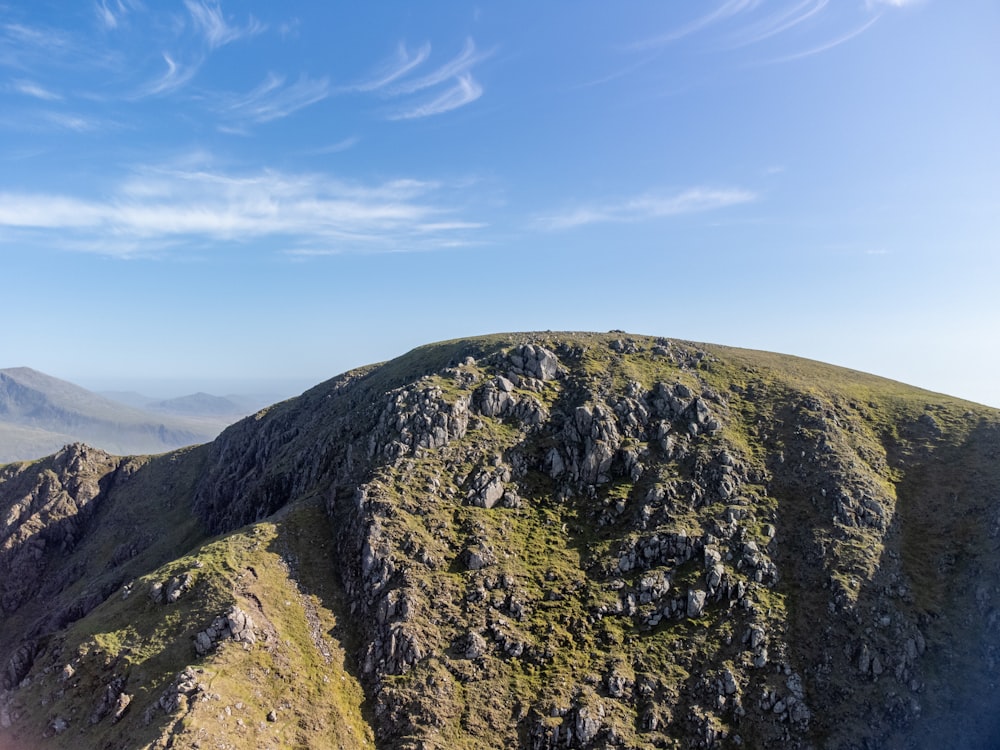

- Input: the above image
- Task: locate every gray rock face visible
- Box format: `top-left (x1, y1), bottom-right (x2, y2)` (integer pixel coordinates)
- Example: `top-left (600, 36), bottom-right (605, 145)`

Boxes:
top-left (2, 643), bottom-right (37, 691)
top-left (193, 606), bottom-right (256, 656)
top-left (464, 631), bottom-right (488, 659)
top-left (472, 376), bottom-right (516, 418)
top-left (687, 589), bottom-right (707, 618)
top-left (90, 676), bottom-right (126, 725)
top-left (507, 344), bottom-right (561, 381)
top-left (151, 668), bottom-right (204, 717)
top-left (0, 444), bottom-right (120, 620)
top-left (463, 546), bottom-right (496, 571)
top-left (466, 466), bottom-right (510, 509)
top-left (721, 668), bottom-right (739, 696)
top-left (149, 572), bottom-right (194, 604)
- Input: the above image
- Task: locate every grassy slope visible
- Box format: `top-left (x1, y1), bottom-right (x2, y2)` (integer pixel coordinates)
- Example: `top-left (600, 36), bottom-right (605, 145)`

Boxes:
top-left (4, 495), bottom-right (373, 750)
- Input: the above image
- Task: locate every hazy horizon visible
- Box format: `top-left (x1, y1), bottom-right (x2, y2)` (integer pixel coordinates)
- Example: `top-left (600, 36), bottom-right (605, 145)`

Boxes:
top-left (81, 376), bottom-right (312, 403)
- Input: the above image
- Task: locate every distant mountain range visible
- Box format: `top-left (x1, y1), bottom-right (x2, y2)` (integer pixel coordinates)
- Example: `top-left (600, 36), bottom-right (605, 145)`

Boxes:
top-left (99, 390), bottom-right (271, 417)
top-left (0, 368), bottom-right (266, 462)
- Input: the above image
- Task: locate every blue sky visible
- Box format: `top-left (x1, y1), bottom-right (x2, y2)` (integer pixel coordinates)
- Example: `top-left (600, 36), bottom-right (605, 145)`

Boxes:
top-left (1, 1), bottom-right (998, 406)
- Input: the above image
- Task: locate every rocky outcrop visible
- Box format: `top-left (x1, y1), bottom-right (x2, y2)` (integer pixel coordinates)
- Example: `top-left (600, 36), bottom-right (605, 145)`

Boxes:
top-left (193, 606), bottom-right (257, 656)
top-left (0, 444), bottom-right (120, 617)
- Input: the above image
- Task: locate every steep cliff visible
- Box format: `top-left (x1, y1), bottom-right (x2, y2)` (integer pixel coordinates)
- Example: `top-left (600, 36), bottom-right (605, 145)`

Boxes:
top-left (1, 333), bottom-right (998, 749)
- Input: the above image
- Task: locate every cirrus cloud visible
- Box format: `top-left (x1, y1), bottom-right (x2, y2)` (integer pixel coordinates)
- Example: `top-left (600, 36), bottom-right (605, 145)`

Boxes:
top-left (0, 165), bottom-right (485, 257)
top-left (537, 187), bottom-right (757, 230)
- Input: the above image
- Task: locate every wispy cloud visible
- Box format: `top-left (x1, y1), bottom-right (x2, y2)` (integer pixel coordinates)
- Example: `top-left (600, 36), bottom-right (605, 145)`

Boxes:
top-left (131, 1), bottom-right (264, 98)
top-left (1, 22), bottom-right (74, 52)
top-left (0, 22), bottom-right (75, 68)
top-left (353, 37), bottom-right (491, 120)
top-left (184, 0), bottom-right (264, 49)
top-left (0, 109), bottom-right (109, 134)
top-left (11, 79), bottom-right (61, 100)
top-left (613, 0), bottom-right (908, 81)
top-left (95, 0), bottom-right (138, 30)
top-left (96, 1), bottom-right (119, 30)
top-left (630, 0), bottom-right (760, 50)
top-left (43, 112), bottom-right (103, 132)
top-left (537, 187), bottom-right (756, 230)
top-left (0, 166), bottom-right (484, 257)
top-left (138, 52), bottom-right (201, 97)
top-left (723, 0), bottom-right (829, 48)
top-left (762, 14), bottom-right (881, 63)
top-left (304, 137), bottom-right (361, 155)
top-left (217, 73), bottom-right (330, 124)
top-left (390, 74), bottom-right (482, 120)
top-left (387, 38), bottom-right (485, 95)
top-left (352, 42), bottom-right (431, 92)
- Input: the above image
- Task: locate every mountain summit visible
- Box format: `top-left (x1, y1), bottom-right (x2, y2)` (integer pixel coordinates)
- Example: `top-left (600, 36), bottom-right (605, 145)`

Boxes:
top-left (1, 332), bottom-right (998, 749)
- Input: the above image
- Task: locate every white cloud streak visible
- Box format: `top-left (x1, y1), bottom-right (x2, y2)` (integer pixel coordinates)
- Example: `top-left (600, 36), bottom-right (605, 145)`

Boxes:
top-left (184, 0), bottom-right (264, 49)
top-left (0, 167), bottom-right (483, 257)
top-left (303, 137), bottom-right (361, 155)
top-left (11, 79), bottom-right (61, 100)
top-left (1, 22), bottom-right (73, 51)
top-left (538, 188), bottom-right (756, 230)
top-left (763, 13), bottom-right (881, 63)
top-left (43, 112), bottom-right (102, 132)
top-left (353, 37), bottom-right (490, 120)
top-left (630, 0), bottom-right (761, 50)
top-left (0, 22), bottom-right (75, 68)
top-left (390, 74), bottom-right (482, 120)
top-left (218, 73), bottom-right (330, 124)
top-left (96, 1), bottom-right (119, 30)
top-left (139, 52), bottom-right (200, 97)
top-left (95, 0), bottom-right (137, 30)
top-left (725, 0), bottom-right (829, 47)
top-left (387, 38), bottom-right (485, 95)
top-left (352, 42), bottom-right (431, 92)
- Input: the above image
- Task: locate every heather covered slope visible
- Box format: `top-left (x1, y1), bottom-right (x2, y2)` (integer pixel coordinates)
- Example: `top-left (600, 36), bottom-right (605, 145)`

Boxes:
top-left (2, 332), bottom-right (999, 749)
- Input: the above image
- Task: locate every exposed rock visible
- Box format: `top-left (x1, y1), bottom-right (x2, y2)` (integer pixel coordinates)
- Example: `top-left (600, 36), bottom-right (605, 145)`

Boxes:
top-left (90, 676), bottom-right (126, 725)
top-left (472, 376), bottom-right (516, 418)
top-left (687, 589), bottom-right (707, 618)
top-left (152, 668), bottom-right (203, 717)
top-left (721, 668), bottom-right (739, 696)
top-left (463, 631), bottom-right (488, 659)
top-left (466, 466), bottom-right (511, 509)
top-left (111, 692), bottom-right (132, 724)
top-left (2, 642), bottom-right (37, 690)
top-left (507, 344), bottom-right (561, 381)
top-left (194, 606), bottom-right (256, 656)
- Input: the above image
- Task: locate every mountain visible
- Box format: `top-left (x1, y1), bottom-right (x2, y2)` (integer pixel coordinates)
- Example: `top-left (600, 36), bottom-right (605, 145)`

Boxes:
top-left (0, 368), bottom-right (240, 461)
top-left (146, 392), bottom-right (253, 417)
top-left (101, 391), bottom-right (274, 418)
top-left (1, 332), bottom-right (999, 749)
